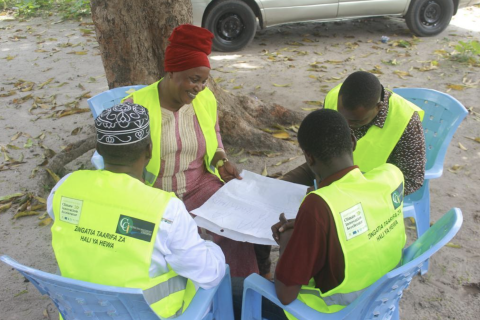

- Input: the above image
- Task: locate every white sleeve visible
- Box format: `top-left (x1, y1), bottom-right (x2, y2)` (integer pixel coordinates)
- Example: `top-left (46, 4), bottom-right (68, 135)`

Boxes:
top-left (46, 173), bottom-right (72, 220)
top-left (150, 198), bottom-right (226, 290)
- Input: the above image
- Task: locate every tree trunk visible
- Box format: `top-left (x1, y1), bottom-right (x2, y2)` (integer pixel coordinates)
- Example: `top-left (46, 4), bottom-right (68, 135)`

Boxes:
top-left (90, 0), bottom-right (192, 88)
top-left (89, 0), bottom-right (302, 152)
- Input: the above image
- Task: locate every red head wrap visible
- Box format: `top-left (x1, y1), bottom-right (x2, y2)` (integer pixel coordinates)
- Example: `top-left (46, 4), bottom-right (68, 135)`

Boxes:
top-left (164, 24), bottom-right (214, 72)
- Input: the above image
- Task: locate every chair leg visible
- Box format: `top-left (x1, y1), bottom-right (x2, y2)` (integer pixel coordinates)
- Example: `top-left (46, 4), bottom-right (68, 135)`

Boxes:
top-left (414, 181), bottom-right (431, 275)
top-left (215, 268), bottom-right (235, 320)
top-left (391, 303), bottom-right (400, 320)
top-left (241, 288), bottom-right (263, 320)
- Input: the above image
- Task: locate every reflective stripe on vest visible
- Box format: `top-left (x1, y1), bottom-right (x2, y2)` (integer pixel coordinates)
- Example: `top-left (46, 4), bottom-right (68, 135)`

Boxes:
top-left (286, 165), bottom-right (405, 319)
top-left (324, 83), bottom-right (425, 172)
top-left (125, 80), bottom-right (220, 186)
top-left (143, 275), bottom-right (187, 305)
top-left (299, 287), bottom-right (366, 307)
top-left (51, 170), bottom-right (195, 319)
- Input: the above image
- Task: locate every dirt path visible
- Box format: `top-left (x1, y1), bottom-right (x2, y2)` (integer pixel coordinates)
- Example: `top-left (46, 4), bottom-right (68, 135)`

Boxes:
top-left (1, 7), bottom-right (479, 320)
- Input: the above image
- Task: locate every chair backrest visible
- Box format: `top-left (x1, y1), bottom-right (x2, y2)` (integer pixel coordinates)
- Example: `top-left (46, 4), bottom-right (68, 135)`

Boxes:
top-left (342, 208), bottom-right (462, 319)
top-left (0, 255), bottom-right (159, 320)
top-left (393, 88), bottom-right (468, 177)
top-left (88, 85), bottom-right (147, 119)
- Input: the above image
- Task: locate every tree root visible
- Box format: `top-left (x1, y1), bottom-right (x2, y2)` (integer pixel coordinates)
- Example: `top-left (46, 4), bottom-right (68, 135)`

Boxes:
top-left (36, 135), bottom-right (96, 195)
top-left (210, 79), bottom-right (304, 151)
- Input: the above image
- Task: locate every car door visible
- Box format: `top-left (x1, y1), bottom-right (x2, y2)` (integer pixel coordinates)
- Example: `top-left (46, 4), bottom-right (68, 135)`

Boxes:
top-left (337, 0), bottom-right (409, 18)
top-left (260, 0), bottom-right (339, 27)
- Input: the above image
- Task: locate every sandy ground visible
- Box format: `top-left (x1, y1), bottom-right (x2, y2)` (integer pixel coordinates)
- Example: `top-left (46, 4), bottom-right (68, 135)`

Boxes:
top-left (1, 6), bottom-right (480, 320)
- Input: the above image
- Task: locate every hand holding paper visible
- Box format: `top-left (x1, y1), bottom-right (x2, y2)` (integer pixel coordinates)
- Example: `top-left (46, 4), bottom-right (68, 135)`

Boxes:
top-left (192, 170), bottom-right (308, 245)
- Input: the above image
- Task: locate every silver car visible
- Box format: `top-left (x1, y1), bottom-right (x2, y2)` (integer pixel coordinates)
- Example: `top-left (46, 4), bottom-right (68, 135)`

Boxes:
top-left (192, 0), bottom-right (480, 51)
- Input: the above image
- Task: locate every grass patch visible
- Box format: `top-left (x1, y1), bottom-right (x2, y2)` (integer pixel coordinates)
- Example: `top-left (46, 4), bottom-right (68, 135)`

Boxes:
top-left (3, 0), bottom-right (90, 20)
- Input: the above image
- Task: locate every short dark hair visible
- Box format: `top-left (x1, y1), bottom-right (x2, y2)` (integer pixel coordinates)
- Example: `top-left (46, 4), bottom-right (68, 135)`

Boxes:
top-left (297, 109), bottom-right (352, 164)
top-left (339, 71), bottom-right (382, 110)
top-left (96, 136), bottom-right (151, 166)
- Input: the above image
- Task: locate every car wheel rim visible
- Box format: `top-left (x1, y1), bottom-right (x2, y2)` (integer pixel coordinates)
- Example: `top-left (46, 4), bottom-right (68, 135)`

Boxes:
top-left (217, 13), bottom-right (244, 41)
top-left (420, 1), bottom-right (442, 27)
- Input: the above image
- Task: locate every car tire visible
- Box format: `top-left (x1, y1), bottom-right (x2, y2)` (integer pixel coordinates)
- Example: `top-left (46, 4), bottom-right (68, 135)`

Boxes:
top-left (405, 0), bottom-right (454, 36)
top-left (204, 0), bottom-right (257, 52)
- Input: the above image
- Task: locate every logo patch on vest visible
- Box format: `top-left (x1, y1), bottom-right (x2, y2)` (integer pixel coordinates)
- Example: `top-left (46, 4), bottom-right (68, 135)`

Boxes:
top-left (391, 182), bottom-right (404, 210)
top-left (340, 203), bottom-right (368, 241)
top-left (116, 215), bottom-right (155, 242)
top-left (59, 197), bottom-right (83, 225)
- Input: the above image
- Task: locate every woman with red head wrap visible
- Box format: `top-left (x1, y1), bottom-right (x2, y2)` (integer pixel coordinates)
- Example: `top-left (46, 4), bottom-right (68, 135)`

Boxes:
top-left (124, 24), bottom-right (259, 278)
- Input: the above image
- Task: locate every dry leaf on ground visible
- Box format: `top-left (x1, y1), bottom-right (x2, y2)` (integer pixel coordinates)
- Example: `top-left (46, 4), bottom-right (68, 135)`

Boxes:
top-left (446, 242), bottom-right (462, 248)
top-left (272, 132), bottom-right (290, 139)
top-left (231, 148), bottom-right (244, 157)
top-left (0, 90), bottom-right (16, 97)
top-left (0, 202), bottom-right (13, 213)
top-left (393, 70), bottom-right (412, 79)
top-left (38, 217), bottom-right (53, 226)
top-left (38, 78), bottom-right (54, 89)
top-left (57, 108), bottom-right (90, 118)
top-left (448, 164), bottom-right (463, 173)
top-left (0, 193), bottom-right (24, 203)
top-left (464, 136), bottom-right (480, 143)
top-left (447, 84), bottom-right (466, 91)
top-left (303, 100), bottom-right (323, 106)
top-left (274, 156), bottom-right (300, 166)
top-left (46, 169), bottom-right (60, 182)
top-left (13, 211), bottom-right (40, 220)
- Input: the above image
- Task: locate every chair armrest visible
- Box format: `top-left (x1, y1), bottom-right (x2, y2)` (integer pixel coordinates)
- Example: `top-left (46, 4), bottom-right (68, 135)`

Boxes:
top-left (176, 287), bottom-right (217, 320)
top-left (242, 274), bottom-right (347, 320)
top-left (425, 167), bottom-right (442, 180)
top-left (176, 265), bottom-right (233, 320)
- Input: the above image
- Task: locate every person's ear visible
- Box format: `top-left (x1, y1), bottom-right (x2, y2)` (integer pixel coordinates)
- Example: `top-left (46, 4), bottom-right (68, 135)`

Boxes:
top-left (351, 133), bottom-right (357, 152)
top-left (303, 150), bottom-right (316, 166)
top-left (95, 142), bottom-right (103, 156)
top-left (146, 142), bottom-right (152, 161)
top-left (168, 72), bottom-right (174, 80)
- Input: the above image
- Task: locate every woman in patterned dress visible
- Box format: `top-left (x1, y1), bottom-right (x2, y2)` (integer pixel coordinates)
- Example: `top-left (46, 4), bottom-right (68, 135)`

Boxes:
top-left (124, 24), bottom-right (258, 278)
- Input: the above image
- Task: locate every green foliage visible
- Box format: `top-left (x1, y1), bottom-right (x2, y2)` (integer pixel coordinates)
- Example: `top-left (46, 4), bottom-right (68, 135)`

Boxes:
top-left (4, 0), bottom-right (90, 20)
top-left (57, 0), bottom-right (90, 19)
top-left (452, 40), bottom-right (480, 64)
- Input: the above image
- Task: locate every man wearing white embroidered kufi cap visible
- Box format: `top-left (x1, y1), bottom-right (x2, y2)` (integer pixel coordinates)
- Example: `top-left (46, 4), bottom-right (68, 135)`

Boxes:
top-left (47, 103), bottom-right (225, 319)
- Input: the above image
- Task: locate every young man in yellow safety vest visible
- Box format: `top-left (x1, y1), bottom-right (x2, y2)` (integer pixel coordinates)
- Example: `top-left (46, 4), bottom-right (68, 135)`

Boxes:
top-left (269, 109), bottom-right (406, 319)
top-left (283, 71), bottom-right (426, 196)
top-left (47, 103), bottom-right (225, 319)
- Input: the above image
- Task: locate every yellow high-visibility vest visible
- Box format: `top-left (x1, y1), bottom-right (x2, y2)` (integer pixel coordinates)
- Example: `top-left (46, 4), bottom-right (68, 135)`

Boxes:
top-left (51, 170), bottom-right (196, 318)
top-left (286, 164), bottom-right (405, 318)
top-left (124, 80), bottom-right (220, 186)
top-left (325, 83), bottom-right (424, 172)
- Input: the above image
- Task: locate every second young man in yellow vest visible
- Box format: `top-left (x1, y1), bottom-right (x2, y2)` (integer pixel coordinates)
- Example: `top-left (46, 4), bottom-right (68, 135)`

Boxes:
top-left (270, 109), bottom-right (406, 319)
top-left (232, 109), bottom-right (406, 319)
top-left (47, 103), bottom-right (226, 319)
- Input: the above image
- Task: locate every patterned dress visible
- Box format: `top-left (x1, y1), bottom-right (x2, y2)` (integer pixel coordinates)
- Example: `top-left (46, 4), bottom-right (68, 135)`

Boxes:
top-left (152, 104), bottom-right (258, 277)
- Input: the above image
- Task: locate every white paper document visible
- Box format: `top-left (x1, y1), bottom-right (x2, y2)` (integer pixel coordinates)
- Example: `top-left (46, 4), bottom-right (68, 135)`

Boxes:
top-left (192, 170), bottom-right (309, 245)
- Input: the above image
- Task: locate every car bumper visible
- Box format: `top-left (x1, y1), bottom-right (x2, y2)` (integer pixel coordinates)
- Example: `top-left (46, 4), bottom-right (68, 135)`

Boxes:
top-left (459, 0), bottom-right (480, 9)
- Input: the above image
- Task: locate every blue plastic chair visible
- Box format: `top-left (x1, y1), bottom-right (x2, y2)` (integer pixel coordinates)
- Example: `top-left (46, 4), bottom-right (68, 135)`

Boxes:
top-left (0, 256), bottom-right (234, 320)
top-left (393, 88), bottom-right (467, 274)
top-left (88, 85), bottom-right (147, 169)
top-left (241, 208), bottom-right (463, 320)
top-left (87, 85), bottom-right (147, 119)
